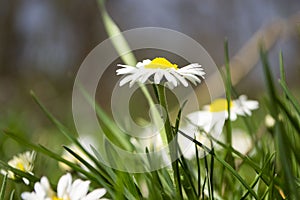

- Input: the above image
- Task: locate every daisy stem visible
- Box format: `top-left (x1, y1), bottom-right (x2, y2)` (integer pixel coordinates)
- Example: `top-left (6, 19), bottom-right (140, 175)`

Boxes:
top-left (224, 40), bottom-right (235, 169)
top-left (224, 39), bottom-right (232, 147)
top-left (156, 84), bottom-right (182, 199)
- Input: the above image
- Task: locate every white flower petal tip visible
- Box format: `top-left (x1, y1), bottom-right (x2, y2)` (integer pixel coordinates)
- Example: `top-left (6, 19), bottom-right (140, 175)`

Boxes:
top-left (21, 173), bottom-right (108, 200)
top-left (116, 57), bottom-right (205, 87)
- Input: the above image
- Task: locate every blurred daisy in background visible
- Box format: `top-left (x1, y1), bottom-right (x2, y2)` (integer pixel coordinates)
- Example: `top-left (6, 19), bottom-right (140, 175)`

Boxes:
top-left (179, 95), bottom-right (258, 159)
top-left (116, 57), bottom-right (205, 87)
top-left (1, 151), bottom-right (36, 185)
top-left (201, 95), bottom-right (259, 121)
top-left (59, 135), bottom-right (97, 172)
top-left (230, 129), bottom-right (253, 155)
top-left (187, 95), bottom-right (259, 128)
top-left (21, 173), bottom-right (108, 200)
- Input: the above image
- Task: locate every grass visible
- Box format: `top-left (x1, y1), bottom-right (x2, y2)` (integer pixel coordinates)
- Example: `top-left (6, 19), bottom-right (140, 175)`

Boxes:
top-left (0, 0), bottom-right (300, 199)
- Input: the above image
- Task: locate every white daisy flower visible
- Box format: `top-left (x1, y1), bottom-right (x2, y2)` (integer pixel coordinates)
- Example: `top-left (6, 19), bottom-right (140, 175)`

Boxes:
top-left (201, 95), bottom-right (259, 121)
top-left (1, 151), bottom-right (36, 185)
top-left (179, 95), bottom-right (258, 159)
top-left (21, 173), bottom-right (108, 200)
top-left (184, 95), bottom-right (258, 137)
top-left (116, 57), bottom-right (205, 87)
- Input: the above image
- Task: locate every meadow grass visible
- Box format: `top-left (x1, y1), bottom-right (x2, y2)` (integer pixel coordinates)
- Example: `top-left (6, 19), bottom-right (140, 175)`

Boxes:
top-left (1, 1), bottom-right (300, 199)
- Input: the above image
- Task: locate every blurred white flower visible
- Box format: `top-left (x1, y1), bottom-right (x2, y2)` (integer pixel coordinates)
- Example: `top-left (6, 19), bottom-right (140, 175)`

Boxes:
top-left (116, 57), bottom-right (205, 87)
top-left (130, 127), bottom-right (171, 164)
top-left (230, 129), bottom-right (252, 155)
top-left (186, 95), bottom-right (259, 131)
top-left (265, 114), bottom-right (276, 128)
top-left (1, 151), bottom-right (36, 185)
top-left (179, 95), bottom-right (258, 159)
top-left (178, 121), bottom-right (217, 159)
top-left (59, 136), bottom-right (97, 171)
top-left (21, 173), bottom-right (108, 200)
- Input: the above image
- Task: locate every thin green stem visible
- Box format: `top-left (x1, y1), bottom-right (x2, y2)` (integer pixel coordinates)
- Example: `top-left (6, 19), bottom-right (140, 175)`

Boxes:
top-left (156, 84), bottom-right (182, 199)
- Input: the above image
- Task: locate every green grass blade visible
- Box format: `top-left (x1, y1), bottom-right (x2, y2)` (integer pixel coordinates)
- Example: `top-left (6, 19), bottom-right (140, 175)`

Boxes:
top-left (9, 190), bottom-right (14, 200)
top-left (241, 153), bottom-right (275, 199)
top-left (195, 143), bottom-right (201, 197)
top-left (276, 97), bottom-right (300, 134)
top-left (77, 85), bottom-right (132, 150)
top-left (31, 91), bottom-right (116, 182)
top-left (0, 161), bottom-right (39, 185)
top-left (0, 174), bottom-right (8, 200)
top-left (145, 148), bottom-right (164, 200)
top-left (2, 130), bottom-right (107, 189)
top-left (224, 39), bottom-right (234, 169)
top-left (260, 46), bottom-right (300, 199)
top-left (178, 129), bottom-right (259, 199)
top-left (279, 51), bottom-right (286, 83)
top-left (279, 80), bottom-right (300, 116)
top-left (63, 146), bottom-right (113, 187)
top-left (97, 0), bottom-right (136, 66)
top-left (96, 0), bottom-right (165, 147)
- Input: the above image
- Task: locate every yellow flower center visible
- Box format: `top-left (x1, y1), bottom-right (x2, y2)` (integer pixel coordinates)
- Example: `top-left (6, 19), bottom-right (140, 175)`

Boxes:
top-left (145, 57), bottom-right (178, 69)
top-left (17, 162), bottom-right (25, 171)
top-left (209, 99), bottom-right (233, 112)
top-left (52, 196), bottom-right (64, 200)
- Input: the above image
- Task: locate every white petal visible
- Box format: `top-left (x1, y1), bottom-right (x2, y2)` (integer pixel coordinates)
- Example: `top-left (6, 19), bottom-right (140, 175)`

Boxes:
top-left (245, 101), bottom-right (259, 110)
top-left (57, 173), bottom-right (72, 197)
top-left (169, 70), bottom-right (189, 87)
top-left (69, 180), bottom-right (90, 200)
top-left (119, 75), bottom-right (135, 86)
top-left (83, 188), bottom-right (107, 200)
top-left (22, 178), bottom-right (30, 185)
top-left (164, 71), bottom-right (178, 87)
top-left (139, 69), bottom-right (156, 83)
top-left (116, 65), bottom-right (136, 75)
top-left (129, 69), bottom-right (148, 87)
top-left (181, 74), bottom-right (201, 85)
top-left (34, 182), bottom-right (46, 198)
top-left (136, 59), bottom-right (151, 68)
top-left (154, 70), bottom-right (163, 84)
top-left (185, 111), bottom-right (212, 127)
top-left (230, 112), bottom-right (238, 121)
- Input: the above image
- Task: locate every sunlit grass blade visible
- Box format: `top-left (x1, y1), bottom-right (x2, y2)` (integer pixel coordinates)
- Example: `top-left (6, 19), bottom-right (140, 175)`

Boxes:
top-left (97, 0), bottom-right (136, 66)
top-left (63, 146), bottom-right (113, 187)
top-left (30, 91), bottom-right (117, 183)
top-left (195, 143), bottom-right (201, 198)
top-left (0, 174), bottom-right (7, 200)
top-left (276, 97), bottom-right (300, 134)
top-left (145, 148), bottom-right (164, 200)
top-left (174, 104), bottom-right (196, 197)
top-left (207, 134), bottom-right (271, 184)
top-left (203, 153), bottom-right (212, 199)
top-left (178, 129), bottom-right (259, 199)
top-left (241, 153), bottom-right (275, 199)
top-left (96, 0), bottom-right (167, 144)
top-left (2, 130), bottom-right (107, 189)
top-left (279, 80), bottom-right (300, 116)
top-left (224, 39), bottom-right (234, 169)
top-left (8, 190), bottom-right (14, 200)
top-left (78, 85), bottom-right (132, 150)
top-left (260, 46), bottom-right (300, 198)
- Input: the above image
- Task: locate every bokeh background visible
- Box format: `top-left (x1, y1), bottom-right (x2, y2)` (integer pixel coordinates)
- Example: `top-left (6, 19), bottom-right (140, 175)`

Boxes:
top-left (1, 0), bottom-right (300, 160)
